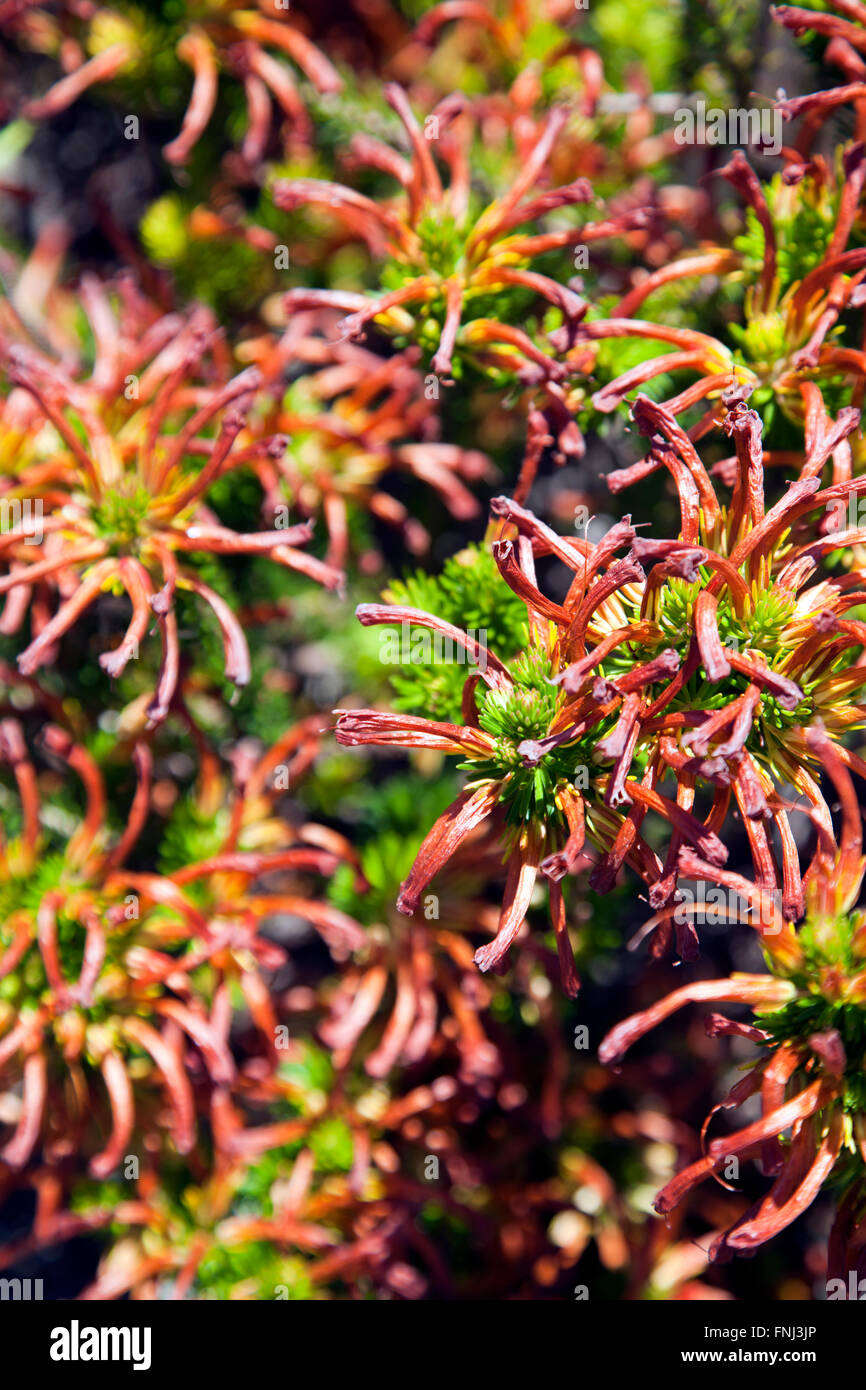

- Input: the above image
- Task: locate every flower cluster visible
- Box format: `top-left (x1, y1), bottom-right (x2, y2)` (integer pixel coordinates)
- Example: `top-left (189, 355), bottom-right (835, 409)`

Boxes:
top-left (2, 1), bottom-right (342, 165)
top-left (0, 285), bottom-right (341, 720)
top-left (0, 703), bottom-right (350, 1174)
top-left (2, 0), bottom-right (866, 1308)
top-left (336, 387), bottom-right (866, 982)
top-left (276, 87), bottom-right (649, 384)
top-left (600, 731), bottom-right (866, 1269)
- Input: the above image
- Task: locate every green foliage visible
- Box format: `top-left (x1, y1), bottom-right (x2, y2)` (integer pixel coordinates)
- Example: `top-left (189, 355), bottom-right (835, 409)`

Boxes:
top-left (328, 773), bottom-right (462, 923)
top-left (383, 544), bottom-right (529, 722)
top-left (734, 176), bottom-right (839, 297)
top-left (588, 0), bottom-right (684, 89)
top-left (759, 984), bottom-right (866, 1116)
top-left (466, 646), bottom-right (603, 828)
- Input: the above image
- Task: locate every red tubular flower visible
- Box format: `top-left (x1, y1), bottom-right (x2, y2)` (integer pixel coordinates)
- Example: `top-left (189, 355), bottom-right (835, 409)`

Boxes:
top-left (601, 390), bottom-right (866, 922)
top-left (6, 1070), bottom-right (524, 1300)
top-left (162, 13), bottom-right (344, 167)
top-left (772, 3), bottom-right (866, 146)
top-left (336, 381), bottom-right (866, 982)
top-left (601, 729), bottom-right (866, 1266)
top-left (287, 825), bottom-right (525, 1085)
top-left (334, 495), bottom-right (740, 990)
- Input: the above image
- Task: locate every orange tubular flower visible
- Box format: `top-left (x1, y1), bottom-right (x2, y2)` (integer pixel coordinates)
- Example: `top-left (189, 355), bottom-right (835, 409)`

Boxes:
top-left (577, 147), bottom-right (866, 435)
top-left (0, 283), bottom-right (342, 722)
top-left (2, 1069), bottom-right (508, 1300)
top-left (0, 714), bottom-right (358, 1172)
top-left (241, 317), bottom-right (496, 570)
top-left (600, 729), bottom-right (866, 1271)
top-left (413, 0), bottom-right (578, 68)
top-left (288, 819), bottom-right (517, 1085)
top-left (276, 85), bottom-right (648, 384)
top-left (162, 8), bottom-right (344, 167)
top-left (69, 1157), bottom-right (392, 1300)
top-left (2, 2), bottom-right (343, 165)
